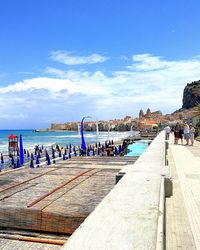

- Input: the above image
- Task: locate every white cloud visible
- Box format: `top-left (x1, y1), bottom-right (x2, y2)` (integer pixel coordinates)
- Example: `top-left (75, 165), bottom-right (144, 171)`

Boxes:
top-left (1, 53), bottom-right (200, 128)
top-left (127, 54), bottom-right (174, 71)
top-left (50, 50), bottom-right (109, 65)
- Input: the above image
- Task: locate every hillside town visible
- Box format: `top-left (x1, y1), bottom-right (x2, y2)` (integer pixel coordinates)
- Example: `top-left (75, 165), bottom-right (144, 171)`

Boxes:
top-left (49, 107), bottom-right (199, 132)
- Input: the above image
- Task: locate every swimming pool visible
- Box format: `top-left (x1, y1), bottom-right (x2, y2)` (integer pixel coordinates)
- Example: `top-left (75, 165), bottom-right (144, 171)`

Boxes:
top-left (126, 141), bottom-right (149, 157)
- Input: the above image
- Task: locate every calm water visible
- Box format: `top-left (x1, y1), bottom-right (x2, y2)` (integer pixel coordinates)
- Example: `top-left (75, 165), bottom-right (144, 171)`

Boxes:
top-left (0, 130), bottom-right (132, 154)
top-left (126, 140), bottom-right (149, 157)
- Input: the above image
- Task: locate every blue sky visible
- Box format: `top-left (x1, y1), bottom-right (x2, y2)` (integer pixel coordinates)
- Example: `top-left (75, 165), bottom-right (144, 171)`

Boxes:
top-left (0, 0), bottom-right (200, 128)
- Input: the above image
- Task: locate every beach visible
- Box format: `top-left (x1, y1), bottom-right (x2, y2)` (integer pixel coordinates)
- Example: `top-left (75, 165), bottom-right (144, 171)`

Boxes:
top-left (0, 130), bottom-right (132, 154)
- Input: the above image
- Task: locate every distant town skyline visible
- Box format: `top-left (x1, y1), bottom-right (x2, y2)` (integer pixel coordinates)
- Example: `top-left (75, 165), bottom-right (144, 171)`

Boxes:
top-left (1, 0), bottom-right (200, 128)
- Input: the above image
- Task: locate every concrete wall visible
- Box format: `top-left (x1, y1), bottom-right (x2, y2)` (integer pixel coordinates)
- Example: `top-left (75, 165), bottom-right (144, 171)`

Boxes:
top-left (62, 131), bottom-right (168, 250)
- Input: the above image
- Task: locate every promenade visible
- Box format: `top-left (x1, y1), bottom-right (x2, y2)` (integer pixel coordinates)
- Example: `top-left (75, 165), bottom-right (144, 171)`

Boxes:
top-left (166, 135), bottom-right (200, 249)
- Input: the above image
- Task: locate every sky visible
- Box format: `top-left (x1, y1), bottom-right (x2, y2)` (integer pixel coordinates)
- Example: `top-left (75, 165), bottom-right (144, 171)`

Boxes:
top-left (0, 0), bottom-right (200, 129)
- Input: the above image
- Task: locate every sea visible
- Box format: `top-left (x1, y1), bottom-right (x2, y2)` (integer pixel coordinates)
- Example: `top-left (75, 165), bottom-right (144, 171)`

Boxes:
top-left (0, 129), bottom-right (133, 154)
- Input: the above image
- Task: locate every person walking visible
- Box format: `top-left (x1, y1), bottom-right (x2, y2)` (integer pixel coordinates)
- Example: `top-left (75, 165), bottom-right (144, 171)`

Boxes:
top-left (189, 124), bottom-right (195, 146)
top-left (173, 122), bottom-right (180, 144)
top-left (178, 125), bottom-right (184, 144)
top-left (183, 122), bottom-right (190, 145)
top-left (164, 125), bottom-right (171, 140)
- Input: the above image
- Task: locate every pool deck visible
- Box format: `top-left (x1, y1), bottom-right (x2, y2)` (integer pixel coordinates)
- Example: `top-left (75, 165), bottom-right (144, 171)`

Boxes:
top-left (166, 135), bottom-right (200, 249)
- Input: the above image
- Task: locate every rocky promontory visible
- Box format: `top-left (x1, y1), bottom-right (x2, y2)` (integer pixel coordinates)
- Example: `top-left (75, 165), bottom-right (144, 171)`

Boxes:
top-left (182, 80), bottom-right (200, 109)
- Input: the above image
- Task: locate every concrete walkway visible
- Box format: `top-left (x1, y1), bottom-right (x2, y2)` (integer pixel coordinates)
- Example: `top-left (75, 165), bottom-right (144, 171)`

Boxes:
top-left (167, 136), bottom-right (200, 249)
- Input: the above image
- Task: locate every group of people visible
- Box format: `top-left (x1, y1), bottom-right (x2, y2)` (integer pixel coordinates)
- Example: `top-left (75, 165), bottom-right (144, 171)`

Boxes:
top-left (165, 122), bottom-right (195, 146)
top-left (173, 122), bottom-right (195, 145)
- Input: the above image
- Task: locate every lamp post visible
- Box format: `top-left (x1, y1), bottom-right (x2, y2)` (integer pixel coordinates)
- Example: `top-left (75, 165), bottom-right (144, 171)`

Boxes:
top-left (80, 116), bottom-right (91, 152)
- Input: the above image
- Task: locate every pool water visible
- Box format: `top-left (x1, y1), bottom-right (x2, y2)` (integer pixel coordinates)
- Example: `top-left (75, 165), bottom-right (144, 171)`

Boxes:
top-left (126, 141), bottom-right (149, 157)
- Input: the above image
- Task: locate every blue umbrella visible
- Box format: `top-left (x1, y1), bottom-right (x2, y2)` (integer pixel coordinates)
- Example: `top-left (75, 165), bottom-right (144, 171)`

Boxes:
top-left (47, 154), bottom-right (51, 165)
top-left (52, 149), bottom-right (55, 159)
top-left (92, 147), bottom-right (95, 156)
top-left (30, 159), bottom-right (34, 168)
top-left (118, 145), bottom-right (122, 153)
top-left (114, 147), bottom-right (118, 156)
top-left (31, 153), bottom-right (34, 160)
top-left (19, 135), bottom-right (24, 165)
top-left (16, 158), bottom-right (21, 168)
top-left (46, 152), bottom-right (49, 161)
top-left (11, 155), bottom-right (15, 165)
top-left (27, 150), bottom-right (30, 158)
top-left (36, 155), bottom-right (40, 165)
top-left (1, 153), bottom-right (4, 164)
top-left (38, 152), bottom-right (41, 158)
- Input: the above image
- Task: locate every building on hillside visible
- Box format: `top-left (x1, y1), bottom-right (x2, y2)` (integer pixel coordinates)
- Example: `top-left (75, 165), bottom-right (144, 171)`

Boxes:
top-left (146, 108), bottom-right (151, 118)
top-left (139, 109), bottom-right (145, 118)
top-left (138, 119), bottom-right (158, 130)
top-left (51, 123), bottom-right (67, 130)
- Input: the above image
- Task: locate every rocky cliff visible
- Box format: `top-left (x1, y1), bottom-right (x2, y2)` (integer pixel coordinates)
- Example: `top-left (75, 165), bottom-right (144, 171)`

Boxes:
top-left (182, 80), bottom-right (200, 109)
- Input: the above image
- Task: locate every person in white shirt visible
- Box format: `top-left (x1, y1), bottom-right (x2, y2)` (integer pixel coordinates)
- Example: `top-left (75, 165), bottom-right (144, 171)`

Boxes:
top-left (183, 122), bottom-right (190, 145)
top-left (189, 124), bottom-right (195, 146)
top-left (164, 125), bottom-right (171, 140)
